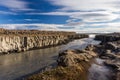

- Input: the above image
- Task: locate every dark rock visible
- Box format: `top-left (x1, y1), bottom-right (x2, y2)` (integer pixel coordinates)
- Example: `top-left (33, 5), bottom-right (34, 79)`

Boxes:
top-left (94, 33), bottom-right (120, 80)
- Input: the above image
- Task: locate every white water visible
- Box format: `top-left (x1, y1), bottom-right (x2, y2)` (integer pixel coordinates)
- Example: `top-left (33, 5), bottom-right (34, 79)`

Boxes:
top-left (89, 34), bottom-right (96, 38)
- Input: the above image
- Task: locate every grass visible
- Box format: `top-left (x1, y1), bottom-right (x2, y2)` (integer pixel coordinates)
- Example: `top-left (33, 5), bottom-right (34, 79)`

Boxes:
top-left (26, 61), bottom-right (91, 80)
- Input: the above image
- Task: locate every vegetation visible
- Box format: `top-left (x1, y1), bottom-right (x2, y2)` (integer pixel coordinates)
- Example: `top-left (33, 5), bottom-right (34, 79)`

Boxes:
top-left (26, 61), bottom-right (90, 80)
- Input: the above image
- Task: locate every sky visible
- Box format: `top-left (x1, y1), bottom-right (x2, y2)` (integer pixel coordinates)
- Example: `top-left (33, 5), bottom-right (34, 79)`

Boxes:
top-left (0, 0), bottom-right (120, 33)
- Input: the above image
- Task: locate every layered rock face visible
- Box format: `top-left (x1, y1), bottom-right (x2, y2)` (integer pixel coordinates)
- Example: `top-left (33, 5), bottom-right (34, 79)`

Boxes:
top-left (0, 28), bottom-right (88, 54)
top-left (94, 33), bottom-right (120, 80)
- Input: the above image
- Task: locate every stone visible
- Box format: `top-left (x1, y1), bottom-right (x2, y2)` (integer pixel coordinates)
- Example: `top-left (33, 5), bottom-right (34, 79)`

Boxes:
top-left (94, 33), bottom-right (120, 80)
top-left (57, 49), bottom-right (97, 67)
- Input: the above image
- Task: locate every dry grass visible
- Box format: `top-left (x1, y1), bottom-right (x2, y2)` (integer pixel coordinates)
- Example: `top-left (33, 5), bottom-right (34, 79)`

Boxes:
top-left (26, 61), bottom-right (90, 80)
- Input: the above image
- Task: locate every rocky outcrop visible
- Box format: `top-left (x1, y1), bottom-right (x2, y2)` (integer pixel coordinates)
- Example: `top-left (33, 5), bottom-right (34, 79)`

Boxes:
top-left (0, 28), bottom-right (88, 54)
top-left (57, 47), bottom-right (97, 67)
top-left (95, 33), bottom-right (120, 43)
top-left (94, 33), bottom-right (120, 80)
top-left (25, 33), bottom-right (120, 80)
top-left (26, 45), bottom-right (97, 80)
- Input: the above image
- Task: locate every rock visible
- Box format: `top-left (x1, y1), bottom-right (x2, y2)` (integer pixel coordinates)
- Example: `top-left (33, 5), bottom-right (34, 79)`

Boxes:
top-left (106, 42), bottom-right (118, 50)
top-left (95, 33), bottom-right (120, 43)
top-left (94, 33), bottom-right (120, 80)
top-left (57, 49), bottom-right (97, 67)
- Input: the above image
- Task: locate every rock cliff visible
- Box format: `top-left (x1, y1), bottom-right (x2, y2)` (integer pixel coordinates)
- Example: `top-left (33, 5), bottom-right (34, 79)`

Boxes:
top-left (0, 28), bottom-right (88, 54)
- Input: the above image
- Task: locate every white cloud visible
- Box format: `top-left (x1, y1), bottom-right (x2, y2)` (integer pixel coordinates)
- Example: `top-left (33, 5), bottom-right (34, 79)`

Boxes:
top-left (23, 19), bottom-right (40, 21)
top-left (48, 0), bottom-right (119, 11)
top-left (0, 11), bottom-right (16, 15)
top-left (0, 0), bottom-right (31, 11)
top-left (0, 24), bottom-right (63, 30)
top-left (37, 0), bottom-right (120, 33)
top-left (0, 23), bottom-right (119, 33)
top-left (37, 11), bottom-right (118, 24)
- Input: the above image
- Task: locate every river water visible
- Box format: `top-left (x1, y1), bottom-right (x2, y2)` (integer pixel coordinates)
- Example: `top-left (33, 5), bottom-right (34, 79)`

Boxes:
top-left (88, 58), bottom-right (113, 80)
top-left (0, 37), bottom-right (111, 80)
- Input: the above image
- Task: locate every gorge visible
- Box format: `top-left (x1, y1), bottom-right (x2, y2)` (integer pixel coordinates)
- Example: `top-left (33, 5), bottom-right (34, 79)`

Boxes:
top-left (0, 29), bottom-right (119, 80)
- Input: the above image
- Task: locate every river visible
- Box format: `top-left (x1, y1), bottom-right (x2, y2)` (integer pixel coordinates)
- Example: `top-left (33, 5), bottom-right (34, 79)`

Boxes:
top-left (0, 37), bottom-right (111, 80)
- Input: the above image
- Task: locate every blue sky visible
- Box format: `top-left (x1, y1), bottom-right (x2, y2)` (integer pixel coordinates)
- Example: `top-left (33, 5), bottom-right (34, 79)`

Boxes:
top-left (0, 0), bottom-right (120, 33)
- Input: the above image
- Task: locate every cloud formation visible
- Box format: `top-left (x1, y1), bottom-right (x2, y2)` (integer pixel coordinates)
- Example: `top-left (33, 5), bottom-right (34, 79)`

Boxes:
top-left (0, 0), bottom-right (30, 11)
top-left (38, 0), bottom-right (120, 32)
top-left (0, 24), bottom-right (62, 30)
top-left (0, 23), bottom-right (119, 33)
top-left (48, 0), bottom-right (119, 11)
top-left (0, 0), bottom-right (119, 33)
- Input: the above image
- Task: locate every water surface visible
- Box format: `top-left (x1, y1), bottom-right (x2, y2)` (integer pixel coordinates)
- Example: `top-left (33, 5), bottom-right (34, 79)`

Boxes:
top-left (88, 58), bottom-right (113, 80)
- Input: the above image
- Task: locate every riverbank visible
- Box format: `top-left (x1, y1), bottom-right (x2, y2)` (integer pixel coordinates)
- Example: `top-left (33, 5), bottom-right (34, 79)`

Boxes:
top-left (0, 38), bottom-right (100, 80)
top-left (0, 28), bottom-right (88, 54)
top-left (26, 45), bottom-right (97, 80)
top-left (94, 33), bottom-right (120, 80)
top-left (25, 33), bottom-right (120, 80)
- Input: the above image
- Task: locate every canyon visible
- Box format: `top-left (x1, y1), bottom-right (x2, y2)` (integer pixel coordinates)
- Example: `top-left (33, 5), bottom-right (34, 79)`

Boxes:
top-left (0, 28), bottom-right (119, 80)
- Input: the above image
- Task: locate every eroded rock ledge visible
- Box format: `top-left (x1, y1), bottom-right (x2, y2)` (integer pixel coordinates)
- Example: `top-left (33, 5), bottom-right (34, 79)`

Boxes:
top-left (57, 46), bottom-right (97, 67)
top-left (94, 33), bottom-right (120, 80)
top-left (0, 28), bottom-right (88, 54)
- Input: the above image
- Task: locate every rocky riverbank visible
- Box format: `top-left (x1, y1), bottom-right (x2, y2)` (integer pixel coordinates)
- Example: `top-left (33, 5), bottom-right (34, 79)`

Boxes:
top-left (94, 33), bottom-right (120, 80)
top-left (26, 33), bottom-right (120, 80)
top-left (26, 45), bottom-right (97, 80)
top-left (0, 28), bottom-right (88, 54)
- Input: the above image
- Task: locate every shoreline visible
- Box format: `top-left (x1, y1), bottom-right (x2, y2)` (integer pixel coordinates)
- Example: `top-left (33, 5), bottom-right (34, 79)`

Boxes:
top-left (94, 33), bottom-right (120, 80)
top-left (25, 33), bottom-right (120, 80)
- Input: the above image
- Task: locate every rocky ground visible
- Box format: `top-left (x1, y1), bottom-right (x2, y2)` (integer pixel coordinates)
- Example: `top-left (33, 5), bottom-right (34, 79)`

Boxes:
top-left (94, 33), bottom-right (120, 80)
top-left (25, 45), bottom-right (97, 80)
top-left (25, 33), bottom-right (120, 80)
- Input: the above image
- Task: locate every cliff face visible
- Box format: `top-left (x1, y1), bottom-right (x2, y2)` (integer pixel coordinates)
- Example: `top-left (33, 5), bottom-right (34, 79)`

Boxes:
top-left (0, 36), bottom-right (68, 53)
top-left (0, 29), bottom-right (88, 54)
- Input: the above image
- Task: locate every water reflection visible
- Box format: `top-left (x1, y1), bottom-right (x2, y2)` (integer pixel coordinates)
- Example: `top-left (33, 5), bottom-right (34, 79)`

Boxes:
top-left (0, 38), bottom-right (100, 80)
